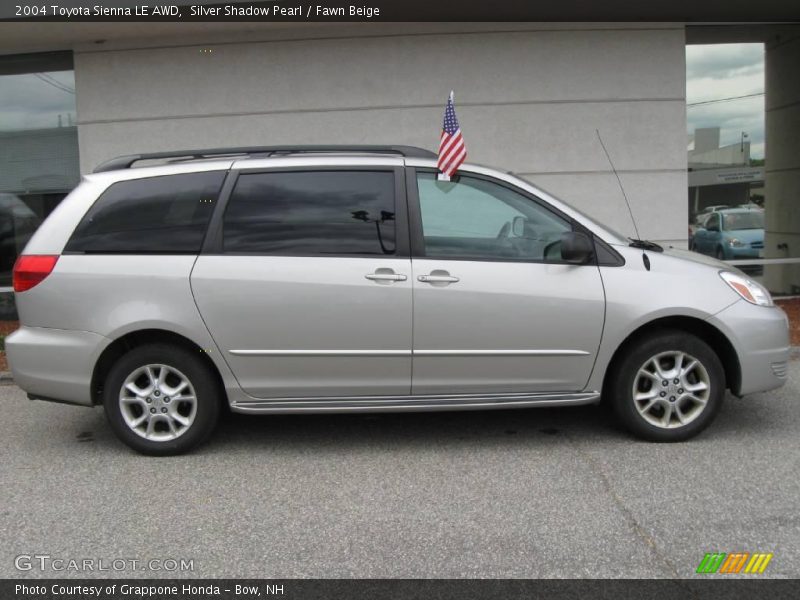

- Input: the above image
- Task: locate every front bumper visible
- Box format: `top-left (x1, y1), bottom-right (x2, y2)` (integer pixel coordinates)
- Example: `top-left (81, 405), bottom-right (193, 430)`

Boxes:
top-left (707, 301), bottom-right (790, 396)
top-left (727, 247), bottom-right (761, 259)
top-left (5, 326), bottom-right (109, 406)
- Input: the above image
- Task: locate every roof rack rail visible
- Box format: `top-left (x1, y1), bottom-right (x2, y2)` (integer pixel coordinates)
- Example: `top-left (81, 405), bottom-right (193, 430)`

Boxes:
top-left (92, 145), bottom-right (437, 173)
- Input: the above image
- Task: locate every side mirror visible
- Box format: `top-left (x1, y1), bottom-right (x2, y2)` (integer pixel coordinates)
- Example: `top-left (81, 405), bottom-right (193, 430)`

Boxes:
top-left (561, 231), bottom-right (594, 264)
top-left (511, 216), bottom-right (527, 237)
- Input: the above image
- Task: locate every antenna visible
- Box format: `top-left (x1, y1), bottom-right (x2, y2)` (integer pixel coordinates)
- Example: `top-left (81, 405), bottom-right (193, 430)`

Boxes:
top-left (595, 129), bottom-right (661, 266)
top-left (595, 129), bottom-right (641, 241)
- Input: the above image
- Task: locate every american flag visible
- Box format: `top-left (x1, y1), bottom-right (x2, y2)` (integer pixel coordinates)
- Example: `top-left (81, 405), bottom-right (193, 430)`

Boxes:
top-left (437, 91), bottom-right (466, 180)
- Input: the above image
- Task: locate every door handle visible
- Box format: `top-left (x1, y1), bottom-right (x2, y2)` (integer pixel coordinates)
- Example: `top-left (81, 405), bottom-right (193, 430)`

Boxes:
top-left (365, 269), bottom-right (407, 283)
top-left (418, 271), bottom-right (460, 284)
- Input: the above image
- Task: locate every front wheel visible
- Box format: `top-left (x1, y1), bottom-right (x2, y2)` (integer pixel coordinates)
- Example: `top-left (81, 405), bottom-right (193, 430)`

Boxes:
top-left (608, 331), bottom-right (725, 441)
top-left (103, 343), bottom-right (221, 455)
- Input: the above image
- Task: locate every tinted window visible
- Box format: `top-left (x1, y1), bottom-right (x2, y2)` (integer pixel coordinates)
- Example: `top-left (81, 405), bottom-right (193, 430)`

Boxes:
top-left (416, 172), bottom-right (571, 260)
top-left (65, 172), bottom-right (224, 253)
top-left (223, 171), bottom-right (395, 255)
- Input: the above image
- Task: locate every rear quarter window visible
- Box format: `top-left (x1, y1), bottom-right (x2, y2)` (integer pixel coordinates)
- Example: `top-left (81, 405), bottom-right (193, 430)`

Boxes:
top-left (65, 171), bottom-right (225, 254)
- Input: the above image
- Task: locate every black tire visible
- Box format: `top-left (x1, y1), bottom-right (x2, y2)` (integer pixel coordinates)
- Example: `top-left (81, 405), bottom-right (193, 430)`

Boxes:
top-left (103, 343), bottom-right (221, 455)
top-left (608, 330), bottom-right (724, 442)
top-left (715, 247), bottom-right (726, 261)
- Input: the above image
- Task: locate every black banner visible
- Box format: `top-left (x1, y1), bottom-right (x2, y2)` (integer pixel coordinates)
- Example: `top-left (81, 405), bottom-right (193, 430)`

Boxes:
top-left (5, 579), bottom-right (800, 600)
top-left (2, 0), bottom-right (800, 22)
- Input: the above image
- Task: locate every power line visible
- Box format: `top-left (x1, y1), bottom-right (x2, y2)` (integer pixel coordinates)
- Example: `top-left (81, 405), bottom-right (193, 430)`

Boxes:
top-left (33, 73), bottom-right (75, 95)
top-left (687, 92), bottom-right (763, 107)
top-left (37, 72), bottom-right (75, 94)
top-left (33, 73), bottom-right (74, 94)
top-left (39, 72), bottom-right (75, 93)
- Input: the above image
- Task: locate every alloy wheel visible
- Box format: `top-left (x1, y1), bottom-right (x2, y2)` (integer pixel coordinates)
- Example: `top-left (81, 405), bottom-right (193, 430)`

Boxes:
top-left (118, 364), bottom-right (197, 441)
top-left (631, 351), bottom-right (711, 429)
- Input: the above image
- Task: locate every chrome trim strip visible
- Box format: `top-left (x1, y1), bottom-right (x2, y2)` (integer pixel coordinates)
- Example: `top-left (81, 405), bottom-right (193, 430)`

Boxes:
top-left (229, 349), bottom-right (589, 357)
top-left (229, 349), bottom-right (411, 357)
top-left (230, 391), bottom-right (600, 414)
top-left (414, 349), bottom-right (590, 356)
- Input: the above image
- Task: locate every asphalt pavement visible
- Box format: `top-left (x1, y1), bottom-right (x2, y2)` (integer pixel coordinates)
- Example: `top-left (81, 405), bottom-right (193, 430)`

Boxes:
top-left (2, 360), bottom-right (798, 579)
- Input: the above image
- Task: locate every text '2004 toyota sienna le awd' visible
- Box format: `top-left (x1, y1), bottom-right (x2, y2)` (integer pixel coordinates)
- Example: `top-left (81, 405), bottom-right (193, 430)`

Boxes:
top-left (6, 146), bottom-right (790, 455)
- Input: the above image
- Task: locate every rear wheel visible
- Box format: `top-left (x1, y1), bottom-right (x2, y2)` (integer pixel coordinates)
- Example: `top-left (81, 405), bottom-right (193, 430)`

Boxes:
top-left (103, 343), bottom-right (220, 455)
top-left (609, 331), bottom-right (725, 441)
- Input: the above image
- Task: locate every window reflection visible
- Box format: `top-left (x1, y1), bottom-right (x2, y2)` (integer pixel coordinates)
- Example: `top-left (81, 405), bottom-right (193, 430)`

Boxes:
top-left (223, 171), bottom-right (396, 255)
top-left (0, 54), bottom-right (79, 289)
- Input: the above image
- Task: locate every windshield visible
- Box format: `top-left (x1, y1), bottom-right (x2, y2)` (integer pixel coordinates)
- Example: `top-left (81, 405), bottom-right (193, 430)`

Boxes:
top-left (723, 211), bottom-right (764, 231)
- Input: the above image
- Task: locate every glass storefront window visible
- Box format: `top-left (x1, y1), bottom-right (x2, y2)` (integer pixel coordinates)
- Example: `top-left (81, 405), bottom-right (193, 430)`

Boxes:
top-left (686, 43), bottom-right (800, 296)
top-left (0, 52), bottom-right (79, 298)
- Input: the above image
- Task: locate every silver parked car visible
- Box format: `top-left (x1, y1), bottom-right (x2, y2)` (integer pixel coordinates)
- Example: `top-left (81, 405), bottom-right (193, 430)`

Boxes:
top-left (6, 146), bottom-right (790, 454)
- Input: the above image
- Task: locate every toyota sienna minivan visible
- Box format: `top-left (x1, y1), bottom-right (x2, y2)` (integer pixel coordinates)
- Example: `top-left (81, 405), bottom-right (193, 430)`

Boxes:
top-left (6, 146), bottom-right (790, 454)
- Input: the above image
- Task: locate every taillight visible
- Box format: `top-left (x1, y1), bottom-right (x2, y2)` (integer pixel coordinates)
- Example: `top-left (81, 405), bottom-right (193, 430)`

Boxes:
top-left (12, 255), bottom-right (59, 292)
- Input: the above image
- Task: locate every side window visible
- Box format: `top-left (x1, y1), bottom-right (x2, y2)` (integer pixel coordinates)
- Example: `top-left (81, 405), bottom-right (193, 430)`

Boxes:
top-left (707, 213), bottom-right (720, 230)
top-left (223, 171), bottom-right (396, 255)
top-left (416, 172), bottom-right (571, 261)
top-left (65, 172), bottom-right (225, 253)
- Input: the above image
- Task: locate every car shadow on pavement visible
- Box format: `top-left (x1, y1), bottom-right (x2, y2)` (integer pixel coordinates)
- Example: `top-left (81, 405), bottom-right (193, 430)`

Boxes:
top-left (55, 389), bottom-right (790, 455)
top-left (207, 402), bottom-right (623, 452)
top-left (195, 390), bottom-right (786, 455)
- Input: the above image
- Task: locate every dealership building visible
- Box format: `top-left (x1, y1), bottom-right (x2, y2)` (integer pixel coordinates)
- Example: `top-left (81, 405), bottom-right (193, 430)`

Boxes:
top-left (1, 17), bottom-right (799, 309)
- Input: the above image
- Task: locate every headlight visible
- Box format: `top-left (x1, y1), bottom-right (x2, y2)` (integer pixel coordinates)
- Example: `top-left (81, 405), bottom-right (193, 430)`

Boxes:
top-left (719, 271), bottom-right (773, 306)
top-left (727, 238), bottom-right (746, 248)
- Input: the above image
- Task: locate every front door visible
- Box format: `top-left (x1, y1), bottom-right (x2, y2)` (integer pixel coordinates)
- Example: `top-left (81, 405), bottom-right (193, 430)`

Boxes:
top-left (694, 212), bottom-right (721, 256)
top-left (409, 170), bottom-right (605, 395)
top-left (191, 167), bottom-right (412, 398)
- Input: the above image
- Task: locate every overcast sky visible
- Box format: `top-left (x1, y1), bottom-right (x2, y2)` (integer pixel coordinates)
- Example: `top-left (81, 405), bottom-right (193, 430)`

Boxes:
top-left (686, 44), bottom-right (765, 159)
top-left (0, 71), bottom-right (76, 132)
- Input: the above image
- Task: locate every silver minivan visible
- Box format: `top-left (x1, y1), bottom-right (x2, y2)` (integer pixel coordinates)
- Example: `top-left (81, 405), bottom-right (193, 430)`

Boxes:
top-left (6, 146), bottom-right (790, 454)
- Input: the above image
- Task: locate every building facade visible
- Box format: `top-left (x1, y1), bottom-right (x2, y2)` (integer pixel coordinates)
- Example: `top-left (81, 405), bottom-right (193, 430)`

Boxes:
top-left (72, 23), bottom-right (688, 250)
top-left (1, 21), bottom-right (799, 305)
top-left (688, 127), bottom-right (764, 217)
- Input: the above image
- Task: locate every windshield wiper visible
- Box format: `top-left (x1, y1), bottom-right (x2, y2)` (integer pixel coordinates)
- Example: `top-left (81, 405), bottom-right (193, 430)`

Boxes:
top-left (628, 238), bottom-right (664, 252)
